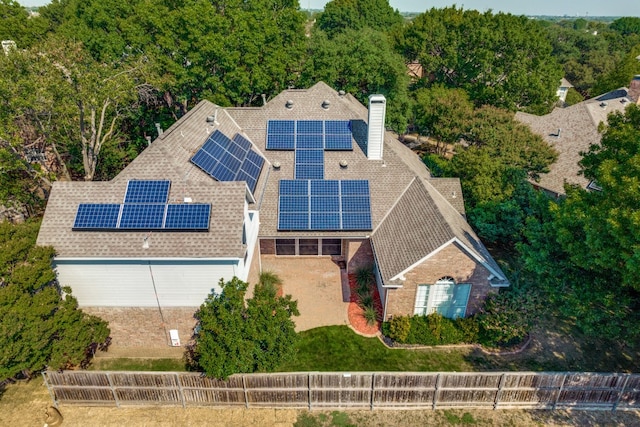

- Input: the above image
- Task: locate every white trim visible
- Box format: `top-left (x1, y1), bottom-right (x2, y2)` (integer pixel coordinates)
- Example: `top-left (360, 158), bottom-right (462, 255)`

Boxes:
top-left (390, 237), bottom-right (507, 284)
top-left (54, 257), bottom-right (241, 262)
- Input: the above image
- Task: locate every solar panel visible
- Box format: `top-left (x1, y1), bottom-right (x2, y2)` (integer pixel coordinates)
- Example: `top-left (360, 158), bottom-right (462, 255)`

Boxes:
top-left (124, 180), bottom-right (170, 204)
top-left (311, 180), bottom-right (340, 196)
top-left (296, 120), bottom-right (323, 134)
top-left (277, 179), bottom-right (372, 231)
top-left (311, 196), bottom-right (340, 212)
top-left (278, 212), bottom-right (309, 230)
top-left (266, 133), bottom-right (295, 150)
top-left (311, 212), bottom-right (340, 230)
top-left (325, 120), bottom-right (351, 134)
top-left (164, 204), bottom-right (211, 230)
top-left (295, 164), bottom-right (324, 180)
top-left (119, 203), bottom-right (166, 229)
top-left (268, 120), bottom-right (295, 134)
top-left (210, 130), bottom-right (233, 151)
top-left (73, 204), bottom-right (121, 229)
top-left (295, 149), bottom-right (324, 164)
top-left (342, 212), bottom-right (372, 230)
top-left (280, 180), bottom-right (309, 196)
top-left (232, 134), bottom-right (253, 152)
top-left (324, 134), bottom-right (353, 150)
top-left (296, 134), bottom-right (323, 150)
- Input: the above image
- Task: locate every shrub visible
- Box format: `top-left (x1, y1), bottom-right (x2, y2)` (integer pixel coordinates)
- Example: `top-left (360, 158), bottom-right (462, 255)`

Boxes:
top-left (359, 293), bottom-right (374, 309)
top-left (454, 317), bottom-right (480, 343)
top-left (404, 313), bottom-right (481, 345)
top-left (363, 306), bottom-right (378, 326)
top-left (388, 316), bottom-right (411, 342)
top-left (356, 286), bottom-right (371, 302)
top-left (355, 267), bottom-right (373, 291)
top-left (477, 291), bottom-right (533, 347)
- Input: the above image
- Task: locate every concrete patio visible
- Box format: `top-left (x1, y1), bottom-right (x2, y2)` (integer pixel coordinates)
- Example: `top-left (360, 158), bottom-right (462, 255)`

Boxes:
top-left (260, 255), bottom-right (350, 331)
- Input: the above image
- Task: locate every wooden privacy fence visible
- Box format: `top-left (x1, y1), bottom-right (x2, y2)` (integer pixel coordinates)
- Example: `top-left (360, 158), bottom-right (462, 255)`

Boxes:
top-left (43, 371), bottom-right (640, 411)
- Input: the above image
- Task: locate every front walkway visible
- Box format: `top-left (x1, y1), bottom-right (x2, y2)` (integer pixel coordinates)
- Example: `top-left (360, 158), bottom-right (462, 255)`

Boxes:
top-left (260, 256), bottom-right (350, 331)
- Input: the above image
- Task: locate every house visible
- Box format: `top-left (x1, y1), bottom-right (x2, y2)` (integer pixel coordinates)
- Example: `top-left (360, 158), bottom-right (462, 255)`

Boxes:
top-left (37, 82), bottom-right (509, 347)
top-left (556, 77), bottom-right (573, 103)
top-left (516, 76), bottom-right (640, 198)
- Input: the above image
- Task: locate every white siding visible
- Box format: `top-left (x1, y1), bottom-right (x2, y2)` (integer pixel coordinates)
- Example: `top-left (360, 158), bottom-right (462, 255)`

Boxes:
top-left (55, 259), bottom-right (239, 307)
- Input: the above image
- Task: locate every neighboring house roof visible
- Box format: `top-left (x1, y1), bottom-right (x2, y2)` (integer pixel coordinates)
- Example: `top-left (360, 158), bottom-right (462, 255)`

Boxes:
top-left (37, 81), bottom-right (507, 286)
top-left (559, 78), bottom-right (573, 89)
top-left (372, 177), bottom-right (507, 286)
top-left (515, 87), bottom-right (630, 196)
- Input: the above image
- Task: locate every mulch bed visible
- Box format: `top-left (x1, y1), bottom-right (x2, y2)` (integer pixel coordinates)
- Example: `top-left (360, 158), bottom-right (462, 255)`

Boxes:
top-left (347, 273), bottom-right (384, 336)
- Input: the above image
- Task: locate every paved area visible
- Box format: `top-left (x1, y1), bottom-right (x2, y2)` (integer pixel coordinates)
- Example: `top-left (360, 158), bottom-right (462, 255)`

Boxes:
top-left (261, 256), bottom-right (350, 331)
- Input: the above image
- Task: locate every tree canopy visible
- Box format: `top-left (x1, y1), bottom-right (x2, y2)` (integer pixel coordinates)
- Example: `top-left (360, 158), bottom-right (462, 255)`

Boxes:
top-left (0, 220), bottom-right (110, 381)
top-left (519, 105), bottom-right (640, 340)
top-left (188, 274), bottom-right (299, 379)
top-left (317, 0), bottom-right (402, 38)
top-left (396, 7), bottom-right (562, 113)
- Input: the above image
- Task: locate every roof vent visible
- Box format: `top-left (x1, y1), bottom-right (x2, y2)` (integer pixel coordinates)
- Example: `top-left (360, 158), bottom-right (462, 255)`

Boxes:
top-left (155, 123), bottom-right (163, 136)
top-left (273, 161), bottom-right (281, 170)
top-left (600, 101), bottom-right (608, 108)
top-left (367, 94), bottom-right (386, 160)
top-left (261, 93), bottom-right (267, 106)
top-left (285, 100), bottom-right (294, 109)
top-left (338, 90), bottom-right (346, 96)
top-left (322, 100), bottom-right (331, 109)
top-left (339, 159), bottom-right (348, 168)
top-left (206, 115), bottom-right (216, 123)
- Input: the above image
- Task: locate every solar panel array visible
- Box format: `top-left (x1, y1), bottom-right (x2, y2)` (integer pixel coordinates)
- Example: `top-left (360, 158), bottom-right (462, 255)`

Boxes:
top-left (73, 180), bottom-right (211, 231)
top-left (190, 130), bottom-right (265, 194)
top-left (278, 180), bottom-right (372, 231)
top-left (266, 120), bottom-right (353, 151)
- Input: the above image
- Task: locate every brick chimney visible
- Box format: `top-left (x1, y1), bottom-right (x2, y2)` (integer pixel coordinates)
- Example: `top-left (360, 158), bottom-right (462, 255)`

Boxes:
top-left (628, 75), bottom-right (640, 105)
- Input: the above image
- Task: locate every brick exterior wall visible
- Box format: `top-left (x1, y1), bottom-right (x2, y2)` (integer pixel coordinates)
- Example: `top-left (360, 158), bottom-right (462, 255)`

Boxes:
top-left (346, 239), bottom-right (374, 273)
top-left (83, 307), bottom-right (198, 348)
top-left (260, 239), bottom-right (276, 255)
top-left (384, 242), bottom-right (497, 320)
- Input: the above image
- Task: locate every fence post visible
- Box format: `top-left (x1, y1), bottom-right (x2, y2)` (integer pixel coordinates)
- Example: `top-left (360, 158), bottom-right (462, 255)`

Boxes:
top-left (370, 373), bottom-right (375, 411)
top-left (612, 374), bottom-right (630, 412)
top-left (494, 373), bottom-right (506, 410)
top-left (308, 373), bottom-right (312, 410)
top-left (175, 373), bottom-right (186, 408)
top-left (553, 373), bottom-right (567, 410)
top-left (242, 375), bottom-right (249, 409)
top-left (433, 373), bottom-right (441, 410)
top-left (106, 372), bottom-right (120, 408)
top-left (42, 372), bottom-right (58, 408)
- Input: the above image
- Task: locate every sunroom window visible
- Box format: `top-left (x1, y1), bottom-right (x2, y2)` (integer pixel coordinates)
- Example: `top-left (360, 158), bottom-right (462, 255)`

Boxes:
top-left (414, 277), bottom-right (471, 319)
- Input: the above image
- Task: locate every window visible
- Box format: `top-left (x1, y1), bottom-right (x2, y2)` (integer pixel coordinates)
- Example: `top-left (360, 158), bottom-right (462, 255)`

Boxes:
top-left (414, 278), bottom-right (471, 319)
top-left (299, 239), bottom-right (319, 255)
top-left (275, 239), bottom-right (296, 255)
top-left (321, 239), bottom-right (342, 255)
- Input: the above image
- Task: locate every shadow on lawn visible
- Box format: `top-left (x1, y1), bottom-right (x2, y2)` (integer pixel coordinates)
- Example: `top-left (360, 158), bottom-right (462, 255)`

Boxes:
top-left (464, 315), bottom-right (640, 373)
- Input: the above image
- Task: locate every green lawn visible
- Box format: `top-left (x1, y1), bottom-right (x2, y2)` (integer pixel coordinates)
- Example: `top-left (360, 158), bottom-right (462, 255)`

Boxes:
top-left (277, 325), bottom-right (481, 372)
top-left (88, 358), bottom-right (187, 372)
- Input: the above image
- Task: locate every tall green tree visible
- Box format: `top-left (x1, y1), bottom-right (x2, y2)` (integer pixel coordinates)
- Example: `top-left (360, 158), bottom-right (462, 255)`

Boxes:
top-left (396, 7), bottom-right (562, 113)
top-left (0, 220), bottom-right (110, 381)
top-left (302, 27), bottom-right (411, 132)
top-left (317, 0), bottom-right (402, 38)
top-left (519, 105), bottom-right (640, 341)
top-left (189, 274), bottom-right (299, 379)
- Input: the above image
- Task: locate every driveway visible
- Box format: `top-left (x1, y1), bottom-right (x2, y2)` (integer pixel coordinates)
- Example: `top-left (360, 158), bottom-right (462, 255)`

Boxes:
top-left (260, 256), bottom-right (350, 331)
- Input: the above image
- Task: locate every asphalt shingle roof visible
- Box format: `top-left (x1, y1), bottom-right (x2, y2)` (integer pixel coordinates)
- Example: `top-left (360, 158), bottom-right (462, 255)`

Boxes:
top-left (516, 88), bottom-right (630, 196)
top-left (37, 82), bottom-right (506, 284)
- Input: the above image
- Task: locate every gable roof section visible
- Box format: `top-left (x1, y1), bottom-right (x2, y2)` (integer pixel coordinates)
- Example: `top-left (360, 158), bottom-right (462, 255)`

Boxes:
top-left (371, 177), bottom-right (508, 286)
top-left (37, 180), bottom-right (247, 258)
top-left (515, 87), bottom-right (630, 196)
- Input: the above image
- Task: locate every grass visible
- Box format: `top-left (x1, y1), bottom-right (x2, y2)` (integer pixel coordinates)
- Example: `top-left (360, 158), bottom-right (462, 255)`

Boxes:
top-left (278, 325), bottom-right (479, 372)
top-left (88, 358), bottom-right (187, 371)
